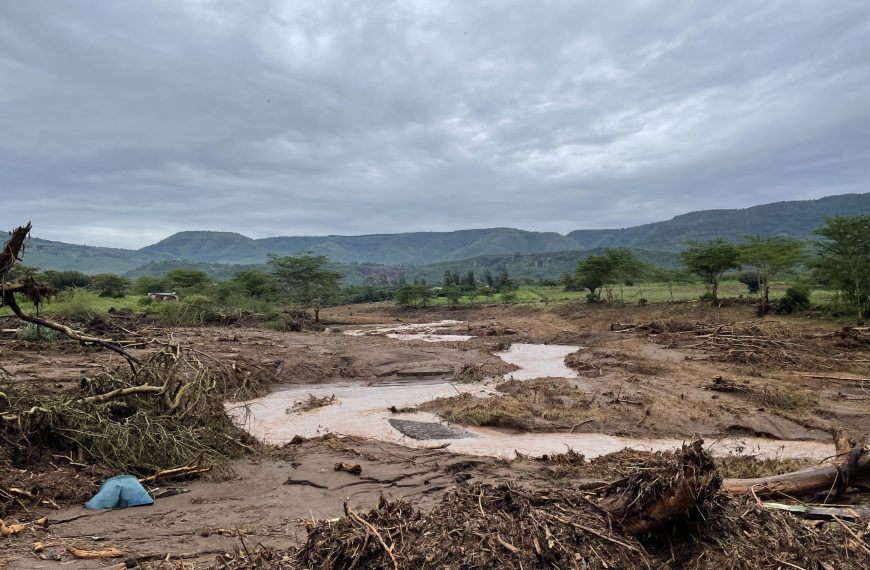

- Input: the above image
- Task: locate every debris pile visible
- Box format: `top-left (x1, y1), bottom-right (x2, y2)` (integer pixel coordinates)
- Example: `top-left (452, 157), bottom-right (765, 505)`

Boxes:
top-left (612, 319), bottom-right (868, 369)
top-left (215, 441), bottom-right (870, 569)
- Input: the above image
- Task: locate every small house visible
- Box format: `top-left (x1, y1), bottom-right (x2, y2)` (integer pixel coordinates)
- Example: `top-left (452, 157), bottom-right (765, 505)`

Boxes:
top-left (148, 291), bottom-right (178, 301)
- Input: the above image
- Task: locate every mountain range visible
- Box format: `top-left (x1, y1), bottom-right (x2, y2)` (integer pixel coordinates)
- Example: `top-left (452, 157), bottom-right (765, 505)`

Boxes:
top-left (16, 192), bottom-right (870, 281)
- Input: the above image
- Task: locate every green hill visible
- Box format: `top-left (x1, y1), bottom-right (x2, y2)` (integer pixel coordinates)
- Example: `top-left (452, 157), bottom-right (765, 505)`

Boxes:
top-left (19, 238), bottom-right (167, 274)
top-left (138, 231), bottom-right (267, 264)
top-left (14, 192), bottom-right (868, 276)
top-left (257, 228), bottom-right (581, 265)
top-left (568, 193), bottom-right (870, 251)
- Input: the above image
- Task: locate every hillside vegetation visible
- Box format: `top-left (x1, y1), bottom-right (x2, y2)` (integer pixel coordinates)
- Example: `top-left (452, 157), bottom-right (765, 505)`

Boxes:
top-left (17, 192), bottom-right (869, 276)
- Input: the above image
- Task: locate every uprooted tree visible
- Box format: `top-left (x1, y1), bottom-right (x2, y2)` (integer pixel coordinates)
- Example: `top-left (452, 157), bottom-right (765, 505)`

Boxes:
top-left (1, 223), bottom-right (261, 475)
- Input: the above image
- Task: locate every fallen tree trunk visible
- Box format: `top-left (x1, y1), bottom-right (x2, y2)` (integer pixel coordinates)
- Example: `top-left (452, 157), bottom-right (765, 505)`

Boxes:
top-left (722, 448), bottom-right (869, 498)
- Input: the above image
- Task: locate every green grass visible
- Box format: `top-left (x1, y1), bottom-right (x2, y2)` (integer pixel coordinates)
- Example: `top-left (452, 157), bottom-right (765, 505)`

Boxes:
top-left (0, 291), bottom-right (141, 318)
top-left (424, 280), bottom-right (833, 307)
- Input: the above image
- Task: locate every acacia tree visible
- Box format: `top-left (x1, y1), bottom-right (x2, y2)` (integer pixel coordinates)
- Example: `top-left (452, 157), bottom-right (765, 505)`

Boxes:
top-left (651, 267), bottom-right (694, 303)
top-left (680, 239), bottom-right (740, 304)
top-left (575, 248), bottom-right (642, 303)
top-left (268, 254), bottom-right (344, 322)
top-left (90, 273), bottom-right (130, 297)
top-left (738, 236), bottom-right (805, 314)
top-left (813, 215), bottom-right (870, 319)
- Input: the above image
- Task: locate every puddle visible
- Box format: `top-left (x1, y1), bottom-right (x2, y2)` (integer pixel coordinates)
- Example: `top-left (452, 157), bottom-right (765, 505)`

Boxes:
top-left (497, 343), bottom-right (579, 380)
top-left (344, 320), bottom-right (473, 342)
top-left (236, 331), bottom-right (834, 461)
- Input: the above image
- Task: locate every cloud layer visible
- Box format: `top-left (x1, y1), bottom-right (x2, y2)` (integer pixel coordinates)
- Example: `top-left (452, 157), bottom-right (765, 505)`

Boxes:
top-left (2, 1), bottom-right (868, 248)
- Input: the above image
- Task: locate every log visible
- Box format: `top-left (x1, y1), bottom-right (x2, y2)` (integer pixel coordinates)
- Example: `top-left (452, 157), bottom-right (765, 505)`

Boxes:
top-left (67, 546), bottom-right (125, 559)
top-left (722, 448), bottom-right (869, 498)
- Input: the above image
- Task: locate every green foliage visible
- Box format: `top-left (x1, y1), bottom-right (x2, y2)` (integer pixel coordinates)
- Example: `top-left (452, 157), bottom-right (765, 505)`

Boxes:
top-left (395, 284), bottom-right (434, 307)
top-left (42, 270), bottom-right (91, 290)
top-left (680, 239), bottom-right (741, 303)
top-left (268, 254), bottom-right (344, 321)
top-left (738, 272), bottom-right (760, 294)
top-left (342, 284), bottom-right (395, 304)
top-left (813, 215), bottom-right (870, 319)
top-left (90, 273), bottom-right (130, 297)
top-left (739, 236), bottom-right (805, 312)
top-left (15, 324), bottom-right (67, 342)
top-left (132, 275), bottom-right (169, 295)
top-left (46, 289), bottom-right (101, 322)
top-left (775, 285), bottom-right (811, 314)
top-left (574, 248), bottom-right (643, 303)
top-left (165, 268), bottom-right (211, 291)
top-left (500, 290), bottom-right (518, 304)
top-left (442, 286), bottom-right (463, 305)
top-left (650, 267), bottom-right (694, 302)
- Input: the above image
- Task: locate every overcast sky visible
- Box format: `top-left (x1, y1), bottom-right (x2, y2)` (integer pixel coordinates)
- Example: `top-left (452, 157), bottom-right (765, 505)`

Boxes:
top-left (1, 1), bottom-right (868, 248)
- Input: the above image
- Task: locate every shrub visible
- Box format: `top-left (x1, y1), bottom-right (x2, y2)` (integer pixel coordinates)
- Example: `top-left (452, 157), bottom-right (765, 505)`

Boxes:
top-left (775, 285), bottom-right (811, 314)
top-left (738, 272), bottom-right (760, 294)
top-left (47, 289), bottom-right (100, 322)
top-left (15, 324), bottom-right (67, 342)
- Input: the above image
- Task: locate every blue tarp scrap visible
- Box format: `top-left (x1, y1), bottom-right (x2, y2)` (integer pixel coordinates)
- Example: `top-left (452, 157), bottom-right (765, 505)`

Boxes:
top-left (85, 475), bottom-right (154, 510)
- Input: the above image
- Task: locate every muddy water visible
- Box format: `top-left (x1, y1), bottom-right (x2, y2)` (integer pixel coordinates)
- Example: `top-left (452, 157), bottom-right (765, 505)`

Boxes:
top-left (235, 382), bottom-right (833, 460)
top-left (343, 320), bottom-right (473, 342)
top-left (237, 333), bottom-right (834, 461)
top-left (498, 343), bottom-right (579, 380)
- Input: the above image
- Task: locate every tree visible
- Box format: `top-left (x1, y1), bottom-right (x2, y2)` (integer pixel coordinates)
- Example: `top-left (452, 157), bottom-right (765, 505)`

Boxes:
top-left (494, 271), bottom-right (515, 294)
top-left (680, 239), bottom-right (740, 304)
top-left (42, 270), bottom-right (91, 290)
top-left (738, 272), bottom-right (760, 295)
top-left (90, 273), bottom-right (130, 297)
top-left (231, 270), bottom-right (278, 299)
top-left (813, 215), bottom-right (870, 319)
top-left (165, 268), bottom-right (210, 291)
top-left (575, 248), bottom-right (643, 303)
top-left (651, 267), bottom-right (694, 303)
top-left (442, 286), bottom-right (463, 305)
top-left (395, 284), bottom-right (434, 307)
top-left (739, 236), bottom-right (805, 313)
top-left (132, 276), bottom-right (168, 295)
top-left (268, 254), bottom-right (344, 322)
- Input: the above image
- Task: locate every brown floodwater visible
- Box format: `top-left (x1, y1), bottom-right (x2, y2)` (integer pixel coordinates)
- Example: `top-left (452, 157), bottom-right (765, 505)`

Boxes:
top-left (233, 330), bottom-right (834, 461)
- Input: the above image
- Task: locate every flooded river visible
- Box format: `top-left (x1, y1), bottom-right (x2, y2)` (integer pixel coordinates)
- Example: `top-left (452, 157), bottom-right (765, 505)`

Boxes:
top-left (234, 322), bottom-right (834, 461)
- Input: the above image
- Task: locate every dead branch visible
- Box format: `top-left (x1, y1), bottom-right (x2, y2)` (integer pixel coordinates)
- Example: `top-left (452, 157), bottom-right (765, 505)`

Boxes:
top-left (2, 291), bottom-right (141, 371)
top-left (723, 430), bottom-right (869, 499)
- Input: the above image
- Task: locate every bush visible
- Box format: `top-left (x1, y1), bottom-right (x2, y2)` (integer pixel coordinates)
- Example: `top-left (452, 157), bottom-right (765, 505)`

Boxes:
top-left (775, 286), bottom-right (811, 314)
top-left (47, 289), bottom-right (100, 322)
top-left (738, 272), bottom-right (760, 294)
top-left (15, 324), bottom-right (67, 342)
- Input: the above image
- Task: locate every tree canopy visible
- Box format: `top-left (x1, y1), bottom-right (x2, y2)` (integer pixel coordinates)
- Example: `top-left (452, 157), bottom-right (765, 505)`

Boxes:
top-left (268, 254), bottom-right (344, 321)
top-left (813, 215), bottom-right (870, 319)
top-left (679, 239), bottom-right (740, 304)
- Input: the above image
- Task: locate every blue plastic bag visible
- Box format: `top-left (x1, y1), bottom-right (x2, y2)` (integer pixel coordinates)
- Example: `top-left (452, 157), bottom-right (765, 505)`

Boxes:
top-left (85, 475), bottom-right (154, 510)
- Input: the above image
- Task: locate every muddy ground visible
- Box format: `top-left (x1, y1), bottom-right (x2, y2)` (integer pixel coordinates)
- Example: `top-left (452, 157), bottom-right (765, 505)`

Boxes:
top-left (1, 299), bottom-right (868, 568)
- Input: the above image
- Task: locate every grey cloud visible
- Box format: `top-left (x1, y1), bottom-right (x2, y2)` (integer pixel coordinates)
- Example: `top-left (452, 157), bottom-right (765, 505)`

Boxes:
top-left (1, 0), bottom-right (868, 248)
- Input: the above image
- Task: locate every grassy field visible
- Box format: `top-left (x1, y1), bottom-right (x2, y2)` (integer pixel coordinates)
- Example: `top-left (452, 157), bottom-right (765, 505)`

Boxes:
top-left (1, 280), bottom-right (838, 322)
top-left (428, 280), bottom-right (833, 306)
top-left (0, 291), bottom-right (142, 318)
